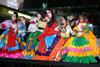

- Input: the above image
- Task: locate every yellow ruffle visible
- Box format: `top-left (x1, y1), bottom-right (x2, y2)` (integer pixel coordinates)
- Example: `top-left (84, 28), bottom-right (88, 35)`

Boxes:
top-left (22, 49), bottom-right (35, 56)
top-left (67, 51), bottom-right (94, 57)
top-left (63, 36), bottom-right (74, 49)
top-left (71, 44), bottom-right (90, 49)
top-left (84, 30), bottom-right (99, 57)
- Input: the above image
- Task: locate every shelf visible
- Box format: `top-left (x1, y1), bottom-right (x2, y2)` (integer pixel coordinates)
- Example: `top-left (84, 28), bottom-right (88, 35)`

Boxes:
top-left (0, 58), bottom-right (100, 67)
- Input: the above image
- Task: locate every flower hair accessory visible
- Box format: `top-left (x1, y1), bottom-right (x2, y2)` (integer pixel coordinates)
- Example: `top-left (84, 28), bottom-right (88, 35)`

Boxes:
top-left (75, 20), bottom-right (88, 25)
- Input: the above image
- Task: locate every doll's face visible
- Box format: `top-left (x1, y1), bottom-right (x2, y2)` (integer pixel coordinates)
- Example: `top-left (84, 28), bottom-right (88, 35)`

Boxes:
top-left (11, 14), bottom-right (16, 21)
top-left (37, 14), bottom-right (42, 20)
top-left (61, 17), bottom-right (66, 25)
top-left (20, 17), bottom-right (26, 25)
top-left (79, 17), bottom-right (84, 23)
top-left (66, 21), bottom-right (70, 25)
top-left (46, 10), bottom-right (52, 19)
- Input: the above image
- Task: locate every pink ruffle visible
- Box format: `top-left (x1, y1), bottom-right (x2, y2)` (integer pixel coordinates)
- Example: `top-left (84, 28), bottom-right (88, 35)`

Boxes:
top-left (61, 47), bottom-right (91, 55)
top-left (8, 53), bottom-right (23, 59)
top-left (0, 53), bottom-right (23, 59)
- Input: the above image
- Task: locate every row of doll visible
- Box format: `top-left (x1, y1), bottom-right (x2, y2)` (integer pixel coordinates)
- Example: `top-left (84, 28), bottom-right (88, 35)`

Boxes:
top-left (0, 9), bottom-right (100, 64)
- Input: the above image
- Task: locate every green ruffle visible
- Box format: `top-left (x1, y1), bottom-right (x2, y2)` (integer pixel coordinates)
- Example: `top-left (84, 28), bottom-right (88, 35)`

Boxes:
top-left (64, 56), bottom-right (97, 63)
top-left (72, 36), bottom-right (89, 47)
top-left (61, 53), bottom-right (67, 60)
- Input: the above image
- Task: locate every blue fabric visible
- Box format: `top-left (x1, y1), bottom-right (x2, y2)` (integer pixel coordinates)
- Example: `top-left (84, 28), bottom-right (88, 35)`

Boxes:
top-left (24, 41), bottom-right (30, 50)
top-left (44, 34), bottom-right (57, 51)
top-left (24, 42), bottom-right (35, 51)
top-left (20, 35), bottom-right (25, 41)
top-left (0, 30), bottom-right (9, 48)
top-left (17, 21), bottom-right (22, 30)
top-left (98, 55), bottom-right (100, 59)
top-left (21, 55), bottom-right (34, 59)
top-left (31, 44), bottom-right (35, 49)
top-left (97, 38), bottom-right (99, 48)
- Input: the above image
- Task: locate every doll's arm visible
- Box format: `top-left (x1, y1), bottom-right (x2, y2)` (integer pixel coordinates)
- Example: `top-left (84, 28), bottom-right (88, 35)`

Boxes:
top-left (18, 25), bottom-right (26, 37)
top-left (0, 20), bottom-right (12, 29)
top-left (28, 24), bottom-right (38, 32)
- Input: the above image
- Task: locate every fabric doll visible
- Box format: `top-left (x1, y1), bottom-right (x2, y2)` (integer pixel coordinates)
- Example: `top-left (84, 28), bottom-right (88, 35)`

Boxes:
top-left (22, 17), bottom-right (43, 59)
top-left (17, 16), bottom-right (26, 50)
top-left (0, 12), bottom-right (23, 59)
top-left (33, 9), bottom-right (64, 61)
top-left (61, 15), bottom-right (99, 63)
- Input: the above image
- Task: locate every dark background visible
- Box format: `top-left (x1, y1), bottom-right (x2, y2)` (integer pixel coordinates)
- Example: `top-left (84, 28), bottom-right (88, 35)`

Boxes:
top-left (23, 0), bottom-right (100, 8)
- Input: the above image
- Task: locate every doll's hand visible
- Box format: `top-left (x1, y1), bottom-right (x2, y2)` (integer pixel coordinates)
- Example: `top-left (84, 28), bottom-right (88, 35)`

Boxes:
top-left (12, 24), bottom-right (17, 29)
top-left (36, 29), bottom-right (38, 31)
top-left (72, 31), bottom-right (76, 36)
top-left (28, 28), bottom-right (31, 30)
top-left (19, 30), bottom-right (25, 34)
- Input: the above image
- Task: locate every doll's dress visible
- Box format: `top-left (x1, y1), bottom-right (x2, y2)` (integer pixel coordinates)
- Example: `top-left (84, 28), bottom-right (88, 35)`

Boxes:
top-left (0, 20), bottom-right (23, 59)
top-left (61, 23), bottom-right (99, 63)
top-left (17, 21), bottom-right (26, 50)
top-left (21, 31), bottom-right (42, 59)
top-left (33, 21), bottom-right (64, 61)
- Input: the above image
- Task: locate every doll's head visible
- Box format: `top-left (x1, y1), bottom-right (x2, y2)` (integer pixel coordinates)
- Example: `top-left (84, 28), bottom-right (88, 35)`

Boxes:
top-left (20, 16), bottom-right (26, 25)
top-left (11, 12), bottom-right (18, 22)
top-left (37, 12), bottom-right (43, 20)
top-left (66, 20), bottom-right (71, 25)
top-left (45, 9), bottom-right (54, 22)
top-left (30, 17), bottom-right (38, 23)
top-left (61, 16), bottom-right (67, 25)
top-left (78, 15), bottom-right (85, 23)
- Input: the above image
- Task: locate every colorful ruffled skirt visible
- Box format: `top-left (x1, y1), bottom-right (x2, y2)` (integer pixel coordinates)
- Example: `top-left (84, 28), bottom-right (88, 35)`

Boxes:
top-left (33, 34), bottom-right (64, 61)
top-left (22, 31), bottom-right (41, 59)
top-left (18, 35), bottom-right (26, 50)
top-left (0, 30), bottom-right (23, 59)
top-left (61, 36), bottom-right (97, 63)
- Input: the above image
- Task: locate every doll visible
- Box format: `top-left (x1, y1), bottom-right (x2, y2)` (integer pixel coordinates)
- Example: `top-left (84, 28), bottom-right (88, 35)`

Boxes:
top-left (60, 16), bottom-right (73, 42)
top-left (60, 16), bottom-right (67, 38)
top-left (17, 16), bottom-right (26, 50)
top-left (61, 15), bottom-right (99, 63)
top-left (22, 17), bottom-right (43, 59)
top-left (56, 16), bottom-right (73, 43)
top-left (0, 12), bottom-right (23, 59)
top-left (33, 9), bottom-right (64, 61)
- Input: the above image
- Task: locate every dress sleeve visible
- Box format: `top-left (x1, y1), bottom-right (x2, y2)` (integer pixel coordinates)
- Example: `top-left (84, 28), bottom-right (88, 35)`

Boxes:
top-left (73, 25), bottom-right (78, 31)
top-left (1, 20), bottom-right (12, 29)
